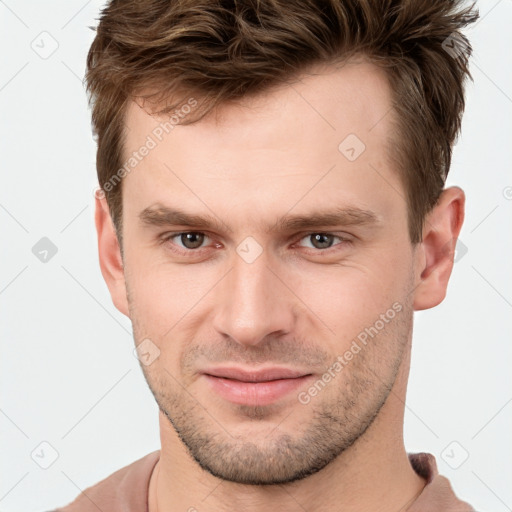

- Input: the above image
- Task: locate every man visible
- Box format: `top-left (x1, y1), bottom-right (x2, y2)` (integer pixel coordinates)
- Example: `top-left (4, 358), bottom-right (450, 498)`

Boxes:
top-left (54, 0), bottom-right (479, 510)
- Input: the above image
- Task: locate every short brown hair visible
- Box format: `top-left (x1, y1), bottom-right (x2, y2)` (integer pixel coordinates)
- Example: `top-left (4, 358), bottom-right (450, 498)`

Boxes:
top-left (86, 0), bottom-right (478, 244)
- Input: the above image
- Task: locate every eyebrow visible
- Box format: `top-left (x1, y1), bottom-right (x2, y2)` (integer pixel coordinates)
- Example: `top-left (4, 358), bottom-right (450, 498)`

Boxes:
top-left (139, 205), bottom-right (380, 234)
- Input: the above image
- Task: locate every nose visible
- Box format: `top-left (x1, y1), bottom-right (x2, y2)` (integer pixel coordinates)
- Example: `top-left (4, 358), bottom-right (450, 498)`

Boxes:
top-left (212, 249), bottom-right (296, 348)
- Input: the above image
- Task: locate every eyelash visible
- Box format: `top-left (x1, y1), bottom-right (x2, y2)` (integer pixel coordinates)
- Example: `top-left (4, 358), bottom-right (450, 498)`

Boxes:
top-left (159, 231), bottom-right (352, 256)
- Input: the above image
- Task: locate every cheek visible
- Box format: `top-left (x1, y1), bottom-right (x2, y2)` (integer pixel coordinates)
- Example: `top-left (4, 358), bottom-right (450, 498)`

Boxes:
top-left (126, 257), bottom-right (219, 334)
top-left (289, 253), bottom-right (411, 333)
top-left (125, 236), bottom-right (413, 349)
top-left (126, 265), bottom-right (211, 379)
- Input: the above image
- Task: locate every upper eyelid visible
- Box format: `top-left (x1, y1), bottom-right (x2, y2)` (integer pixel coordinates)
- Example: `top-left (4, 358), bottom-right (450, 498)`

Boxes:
top-left (161, 231), bottom-right (212, 247)
top-left (162, 231), bottom-right (349, 248)
top-left (293, 233), bottom-right (350, 249)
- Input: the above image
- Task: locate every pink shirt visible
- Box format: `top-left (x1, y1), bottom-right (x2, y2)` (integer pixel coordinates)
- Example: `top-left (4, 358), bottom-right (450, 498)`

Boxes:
top-left (53, 451), bottom-right (475, 511)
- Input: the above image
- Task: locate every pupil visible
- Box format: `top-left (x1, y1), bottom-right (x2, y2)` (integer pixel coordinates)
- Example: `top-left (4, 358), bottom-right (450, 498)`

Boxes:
top-left (182, 233), bottom-right (204, 249)
top-left (312, 233), bottom-right (332, 249)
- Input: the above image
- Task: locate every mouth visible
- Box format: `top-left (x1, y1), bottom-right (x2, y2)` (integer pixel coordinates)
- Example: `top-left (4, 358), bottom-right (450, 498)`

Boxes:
top-left (201, 366), bottom-right (314, 406)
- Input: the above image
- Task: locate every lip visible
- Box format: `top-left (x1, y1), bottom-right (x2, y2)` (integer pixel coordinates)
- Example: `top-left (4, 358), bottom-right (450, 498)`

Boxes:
top-left (201, 366), bottom-right (314, 406)
top-left (203, 366), bottom-right (310, 382)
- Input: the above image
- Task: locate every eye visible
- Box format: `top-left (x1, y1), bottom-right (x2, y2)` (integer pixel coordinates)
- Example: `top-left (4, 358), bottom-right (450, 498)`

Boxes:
top-left (296, 233), bottom-right (349, 251)
top-left (163, 232), bottom-right (211, 251)
top-left (159, 231), bottom-right (351, 257)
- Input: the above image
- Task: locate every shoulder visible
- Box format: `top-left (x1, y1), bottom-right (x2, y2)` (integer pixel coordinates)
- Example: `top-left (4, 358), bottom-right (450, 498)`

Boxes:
top-left (53, 450), bottom-right (160, 512)
top-left (408, 452), bottom-right (476, 512)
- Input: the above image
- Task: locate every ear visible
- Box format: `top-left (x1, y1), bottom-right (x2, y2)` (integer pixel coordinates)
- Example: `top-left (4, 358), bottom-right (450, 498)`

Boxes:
top-left (413, 186), bottom-right (465, 311)
top-left (95, 190), bottom-right (129, 317)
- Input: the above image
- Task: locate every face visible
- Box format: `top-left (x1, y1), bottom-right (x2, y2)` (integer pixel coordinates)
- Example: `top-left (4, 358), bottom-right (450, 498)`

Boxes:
top-left (111, 61), bottom-right (422, 485)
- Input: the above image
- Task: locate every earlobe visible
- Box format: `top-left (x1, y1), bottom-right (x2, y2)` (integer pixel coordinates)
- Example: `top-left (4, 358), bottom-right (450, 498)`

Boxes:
top-left (95, 191), bottom-right (129, 317)
top-left (413, 186), bottom-right (465, 311)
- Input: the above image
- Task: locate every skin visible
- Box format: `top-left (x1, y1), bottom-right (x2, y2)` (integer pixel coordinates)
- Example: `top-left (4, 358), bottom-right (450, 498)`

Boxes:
top-left (95, 59), bottom-right (465, 512)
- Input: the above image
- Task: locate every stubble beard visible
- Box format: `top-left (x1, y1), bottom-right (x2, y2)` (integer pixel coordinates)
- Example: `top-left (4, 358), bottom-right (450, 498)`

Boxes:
top-left (131, 300), bottom-right (411, 485)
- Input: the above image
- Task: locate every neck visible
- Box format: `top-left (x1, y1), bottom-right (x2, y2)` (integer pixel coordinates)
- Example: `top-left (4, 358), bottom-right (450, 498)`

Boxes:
top-left (149, 345), bottom-right (426, 512)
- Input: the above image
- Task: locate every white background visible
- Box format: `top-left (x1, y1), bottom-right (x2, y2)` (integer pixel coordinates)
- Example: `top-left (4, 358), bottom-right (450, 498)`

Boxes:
top-left (0, 1), bottom-right (511, 511)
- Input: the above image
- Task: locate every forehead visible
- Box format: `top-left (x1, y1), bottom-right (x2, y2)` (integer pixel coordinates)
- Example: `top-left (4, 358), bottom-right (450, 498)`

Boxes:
top-left (124, 59), bottom-right (393, 153)
top-left (120, 60), bottom-right (403, 230)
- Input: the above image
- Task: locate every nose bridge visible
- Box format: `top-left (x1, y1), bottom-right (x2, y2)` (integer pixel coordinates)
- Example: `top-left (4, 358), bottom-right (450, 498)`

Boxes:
top-left (212, 245), bottom-right (294, 347)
